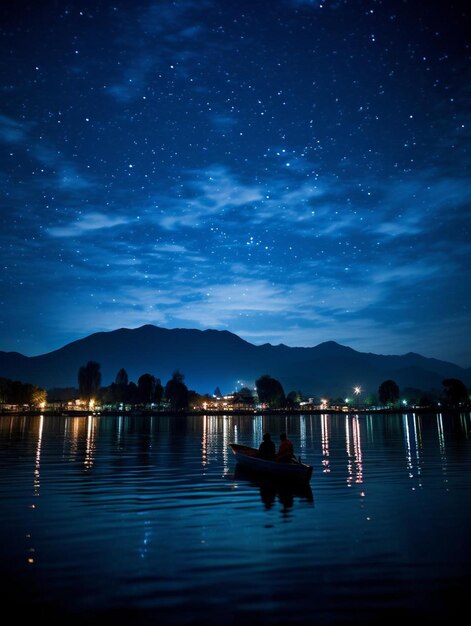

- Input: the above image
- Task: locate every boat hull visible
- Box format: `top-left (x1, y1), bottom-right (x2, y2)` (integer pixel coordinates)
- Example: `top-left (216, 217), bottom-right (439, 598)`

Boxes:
top-left (229, 443), bottom-right (313, 482)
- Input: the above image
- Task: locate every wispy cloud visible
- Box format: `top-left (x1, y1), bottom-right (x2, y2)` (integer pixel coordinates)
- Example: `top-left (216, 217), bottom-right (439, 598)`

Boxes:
top-left (152, 243), bottom-right (188, 254)
top-left (107, 56), bottom-right (156, 103)
top-left (375, 215), bottom-right (423, 238)
top-left (0, 114), bottom-right (94, 193)
top-left (58, 166), bottom-right (94, 191)
top-left (210, 113), bottom-right (238, 130)
top-left (140, 1), bottom-right (210, 35)
top-left (48, 212), bottom-right (133, 237)
top-left (0, 113), bottom-right (29, 143)
top-left (106, 0), bottom-right (211, 102)
top-left (371, 256), bottom-right (453, 287)
top-left (154, 165), bottom-right (264, 230)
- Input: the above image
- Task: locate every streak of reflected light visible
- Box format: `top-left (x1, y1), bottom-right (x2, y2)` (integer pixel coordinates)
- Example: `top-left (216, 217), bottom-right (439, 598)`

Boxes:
top-left (84, 414), bottom-right (97, 470)
top-left (202, 414), bottom-right (208, 467)
top-left (352, 416), bottom-right (363, 484)
top-left (321, 413), bottom-right (330, 473)
top-left (253, 415), bottom-right (263, 449)
top-left (346, 416), bottom-right (353, 486)
top-left (437, 413), bottom-right (448, 485)
top-left (222, 415), bottom-right (231, 471)
top-left (33, 414), bottom-right (43, 496)
top-left (403, 414), bottom-right (413, 477)
top-left (413, 413), bottom-right (422, 486)
top-left (345, 415), bottom-right (363, 485)
top-left (299, 414), bottom-right (307, 460)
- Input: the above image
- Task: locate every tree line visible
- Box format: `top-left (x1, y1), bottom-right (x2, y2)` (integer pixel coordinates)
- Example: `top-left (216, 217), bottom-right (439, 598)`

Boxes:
top-left (77, 363), bottom-right (470, 411)
top-left (378, 377), bottom-right (469, 409)
top-left (256, 375), bottom-right (468, 410)
top-left (0, 365), bottom-right (468, 412)
top-left (75, 364), bottom-right (303, 411)
top-left (78, 361), bottom-right (189, 410)
top-left (0, 377), bottom-right (47, 407)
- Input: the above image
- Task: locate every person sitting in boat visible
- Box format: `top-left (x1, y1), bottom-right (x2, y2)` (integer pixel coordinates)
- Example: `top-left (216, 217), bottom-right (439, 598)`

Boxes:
top-left (276, 432), bottom-right (295, 463)
top-left (257, 432), bottom-right (276, 460)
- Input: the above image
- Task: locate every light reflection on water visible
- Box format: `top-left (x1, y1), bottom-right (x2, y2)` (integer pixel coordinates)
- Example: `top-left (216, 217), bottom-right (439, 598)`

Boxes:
top-left (0, 412), bottom-right (471, 625)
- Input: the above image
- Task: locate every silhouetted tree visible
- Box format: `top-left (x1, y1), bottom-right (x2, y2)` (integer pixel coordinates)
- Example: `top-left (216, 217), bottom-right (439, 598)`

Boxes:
top-left (188, 390), bottom-right (210, 409)
top-left (286, 390), bottom-right (301, 408)
top-left (78, 361), bottom-right (101, 403)
top-left (109, 368), bottom-right (129, 405)
top-left (115, 368), bottom-right (128, 387)
top-left (378, 379), bottom-right (400, 406)
top-left (0, 377), bottom-right (47, 407)
top-left (214, 386), bottom-right (222, 397)
top-left (255, 374), bottom-right (285, 408)
top-left (138, 373), bottom-right (156, 405)
top-left (165, 370), bottom-right (189, 411)
top-left (10, 380), bottom-right (28, 404)
top-left (114, 367), bottom-right (129, 390)
top-left (154, 378), bottom-right (163, 405)
top-left (126, 381), bottom-right (139, 405)
top-left (442, 378), bottom-right (469, 408)
top-left (402, 387), bottom-right (423, 406)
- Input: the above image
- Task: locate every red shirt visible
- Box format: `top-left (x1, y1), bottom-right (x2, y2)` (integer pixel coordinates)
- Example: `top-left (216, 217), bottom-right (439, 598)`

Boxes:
top-left (278, 439), bottom-right (294, 457)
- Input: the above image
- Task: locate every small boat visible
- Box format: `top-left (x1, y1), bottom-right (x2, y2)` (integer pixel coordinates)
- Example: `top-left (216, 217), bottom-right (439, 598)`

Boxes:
top-left (229, 443), bottom-right (313, 482)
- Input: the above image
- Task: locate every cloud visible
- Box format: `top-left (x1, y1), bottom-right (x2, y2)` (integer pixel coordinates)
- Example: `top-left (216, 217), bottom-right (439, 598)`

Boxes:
top-left (0, 114), bottom-right (94, 193)
top-left (153, 165), bottom-right (264, 230)
top-left (148, 162), bottom-right (335, 234)
top-left (152, 243), bottom-right (188, 254)
top-left (58, 166), bottom-right (94, 191)
top-left (375, 216), bottom-right (423, 238)
top-left (0, 113), bottom-right (29, 143)
top-left (48, 212), bottom-right (133, 237)
top-left (164, 275), bottom-right (385, 332)
top-left (140, 1), bottom-right (209, 35)
top-left (168, 24), bottom-right (204, 41)
top-left (376, 171), bottom-right (471, 236)
top-left (106, 1), bottom-right (211, 102)
top-left (210, 113), bottom-right (238, 130)
top-left (107, 56), bottom-right (156, 103)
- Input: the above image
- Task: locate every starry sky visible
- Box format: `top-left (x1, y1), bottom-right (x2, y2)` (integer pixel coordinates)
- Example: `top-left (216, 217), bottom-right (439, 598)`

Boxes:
top-left (1, 0), bottom-right (470, 366)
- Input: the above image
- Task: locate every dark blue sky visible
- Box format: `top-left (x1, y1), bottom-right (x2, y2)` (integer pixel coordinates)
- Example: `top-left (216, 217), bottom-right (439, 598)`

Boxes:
top-left (1, 0), bottom-right (470, 365)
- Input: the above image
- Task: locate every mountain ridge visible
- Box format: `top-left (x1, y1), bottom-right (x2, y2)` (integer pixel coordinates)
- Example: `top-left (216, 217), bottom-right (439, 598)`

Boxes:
top-left (0, 324), bottom-right (469, 396)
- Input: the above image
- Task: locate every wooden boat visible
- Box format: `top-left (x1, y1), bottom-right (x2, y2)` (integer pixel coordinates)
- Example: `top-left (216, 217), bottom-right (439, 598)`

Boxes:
top-left (229, 443), bottom-right (313, 482)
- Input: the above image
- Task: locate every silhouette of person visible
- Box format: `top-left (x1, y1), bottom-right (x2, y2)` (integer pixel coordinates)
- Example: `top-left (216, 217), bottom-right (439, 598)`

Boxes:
top-left (257, 432), bottom-right (276, 460)
top-left (277, 432), bottom-right (294, 462)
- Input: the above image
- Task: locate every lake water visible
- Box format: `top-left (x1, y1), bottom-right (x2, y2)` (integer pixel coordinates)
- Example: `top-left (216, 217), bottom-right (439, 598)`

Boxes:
top-left (1, 412), bottom-right (470, 625)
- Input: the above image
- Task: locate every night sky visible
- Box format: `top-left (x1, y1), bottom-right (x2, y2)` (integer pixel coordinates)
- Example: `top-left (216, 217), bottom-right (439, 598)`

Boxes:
top-left (1, 0), bottom-right (470, 366)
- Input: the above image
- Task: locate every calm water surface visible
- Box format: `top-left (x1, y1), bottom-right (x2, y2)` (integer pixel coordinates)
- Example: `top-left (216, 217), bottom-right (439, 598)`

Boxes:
top-left (1, 412), bottom-right (470, 625)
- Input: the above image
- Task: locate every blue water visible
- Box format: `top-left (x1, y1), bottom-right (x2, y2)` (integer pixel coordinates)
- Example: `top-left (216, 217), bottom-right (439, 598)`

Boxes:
top-left (1, 412), bottom-right (470, 625)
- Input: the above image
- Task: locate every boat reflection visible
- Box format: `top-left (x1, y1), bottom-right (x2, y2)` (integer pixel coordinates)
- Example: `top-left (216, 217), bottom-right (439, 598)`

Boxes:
top-left (232, 465), bottom-right (314, 512)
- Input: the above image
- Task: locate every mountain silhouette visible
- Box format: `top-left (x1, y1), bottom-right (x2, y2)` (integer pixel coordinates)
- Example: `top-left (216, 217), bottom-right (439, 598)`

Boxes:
top-left (0, 324), bottom-right (469, 396)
